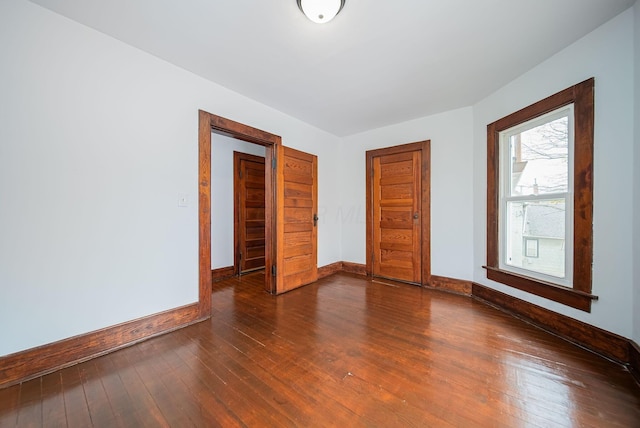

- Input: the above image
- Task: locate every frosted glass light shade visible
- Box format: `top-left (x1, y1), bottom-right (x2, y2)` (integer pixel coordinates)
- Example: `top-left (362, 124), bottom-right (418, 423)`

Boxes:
top-left (297, 0), bottom-right (345, 24)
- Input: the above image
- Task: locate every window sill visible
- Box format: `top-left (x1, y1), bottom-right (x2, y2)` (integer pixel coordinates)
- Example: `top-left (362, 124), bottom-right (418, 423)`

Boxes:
top-left (483, 266), bottom-right (597, 312)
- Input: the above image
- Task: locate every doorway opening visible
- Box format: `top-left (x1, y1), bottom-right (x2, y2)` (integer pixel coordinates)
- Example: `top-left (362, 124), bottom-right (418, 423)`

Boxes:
top-left (199, 111), bottom-right (280, 295)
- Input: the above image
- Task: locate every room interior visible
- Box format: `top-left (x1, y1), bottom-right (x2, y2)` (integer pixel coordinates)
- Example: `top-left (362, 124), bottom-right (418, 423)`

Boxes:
top-left (1, 0), bottom-right (639, 424)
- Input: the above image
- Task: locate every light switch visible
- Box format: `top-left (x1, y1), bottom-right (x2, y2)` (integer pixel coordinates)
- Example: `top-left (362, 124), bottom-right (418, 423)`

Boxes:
top-left (178, 193), bottom-right (189, 207)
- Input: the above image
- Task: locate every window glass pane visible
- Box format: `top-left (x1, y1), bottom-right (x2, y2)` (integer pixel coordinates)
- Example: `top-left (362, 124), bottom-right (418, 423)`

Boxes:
top-left (509, 115), bottom-right (569, 196)
top-left (504, 199), bottom-right (566, 278)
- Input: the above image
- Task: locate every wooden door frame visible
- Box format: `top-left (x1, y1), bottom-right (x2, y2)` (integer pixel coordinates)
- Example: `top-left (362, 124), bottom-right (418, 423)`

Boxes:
top-left (199, 110), bottom-right (280, 299)
top-left (365, 141), bottom-right (431, 285)
top-left (233, 151), bottom-right (266, 276)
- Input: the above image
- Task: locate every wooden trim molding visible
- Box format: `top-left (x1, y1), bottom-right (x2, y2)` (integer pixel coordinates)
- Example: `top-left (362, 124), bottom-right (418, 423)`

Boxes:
top-left (472, 282), bottom-right (629, 364)
top-left (211, 266), bottom-right (235, 283)
top-left (318, 262), bottom-right (368, 279)
top-left (629, 341), bottom-right (640, 385)
top-left (198, 110), bottom-right (214, 318)
top-left (318, 262), bottom-right (343, 279)
top-left (342, 262), bottom-right (367, 276)
top-left (209, 115), bottom-right (281, 146)
top-left (0, 304), bottom-right (204, 389)
top-left (429, 275), bottom-right (472, 295)
top-left (484, 266), bottom-right (596, 312)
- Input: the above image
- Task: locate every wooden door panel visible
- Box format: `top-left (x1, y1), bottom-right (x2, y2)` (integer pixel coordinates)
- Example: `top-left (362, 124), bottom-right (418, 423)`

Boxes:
top-left (283, 223), bottom-right (312, 233)
top-left (284, 244), bottom-right (314, 259)
top-left (234, 152), bottom-right (266, 274)
top-left (285, 207), bottom-right (313, 223)
top-left (282, 199), bottom-right (313, 209)
top-left (246, 188), bottom-right (265, 201)
top-left (277, 146), bottom-right (318, 293)
top-left (381, 248), bottom-right (414, 265)
top-left (284, 254), bottom-right (314, 274)
top-left (285, 183), bottom-right (313, 200)
top-left (246, 227), bottom-right (265, 239)
top-left (284, 230), bottom-right (312, 244)
top-left (245, 168), bottom-right (264, 180)
top-left (284, 156), bottom-right (313, 175)
top-left (380, 183), bottom-right (414, 200)
top-left (379, 208), bottom-right (413, 228)
top-left (378, 265), bottom-right (415, 281)
top-left (245, 239), bottom-right (265, 250)
top-left (379, 151), bottom-right (414, 164)
top-left (372, 150), bottom-right (421, 283)
top-left (380, 229), bottom-right (413, 245)
top-left (246, 208), bottom-right (265, 220)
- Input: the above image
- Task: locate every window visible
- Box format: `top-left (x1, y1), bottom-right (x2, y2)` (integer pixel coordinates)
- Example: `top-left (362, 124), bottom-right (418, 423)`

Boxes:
top-left (485, 78), bottom-right (596, 312)
top-left (501, 106), bottom-right (572, 284)
top-left (524, 238), bottom-right (539, 259)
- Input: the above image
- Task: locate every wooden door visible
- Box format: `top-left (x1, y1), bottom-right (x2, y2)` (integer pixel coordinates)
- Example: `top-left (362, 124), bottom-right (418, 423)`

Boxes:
top-left (276, 146), bottom-right (318, 293)
top-left (367, 142), bottom-right (430, 285)
top-left (234, 152), bottom-right (266, 274)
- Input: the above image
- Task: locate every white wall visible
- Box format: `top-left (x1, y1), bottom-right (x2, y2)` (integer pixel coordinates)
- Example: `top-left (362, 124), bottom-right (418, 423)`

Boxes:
top-left (1, 0), bottom-right (636, 359)
top-left (340, 107), bottom-right (475, 281)
top-left (472, 9), bottom-right (635, 337)
top-left (0, 0), bottom-right (341, 356)
top-left (633, 2), bottom-right (640, 344)
top-left (210, 135), bottom-right (265, 269)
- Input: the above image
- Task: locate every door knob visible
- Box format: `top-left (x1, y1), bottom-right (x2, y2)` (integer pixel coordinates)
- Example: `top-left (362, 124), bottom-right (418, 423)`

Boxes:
top-left (413, 213), bottom-right (419, 219)
top-left (313, 213), bottom-right (319, 226)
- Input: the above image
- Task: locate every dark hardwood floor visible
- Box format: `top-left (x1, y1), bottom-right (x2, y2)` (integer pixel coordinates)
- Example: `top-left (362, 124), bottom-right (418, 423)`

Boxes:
top-left (1, 272), bottom-right (639, 427)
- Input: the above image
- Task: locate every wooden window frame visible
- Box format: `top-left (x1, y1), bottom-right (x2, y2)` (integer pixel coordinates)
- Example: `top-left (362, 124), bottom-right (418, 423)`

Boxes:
top-left (485, 78), bottom-right (597, 312)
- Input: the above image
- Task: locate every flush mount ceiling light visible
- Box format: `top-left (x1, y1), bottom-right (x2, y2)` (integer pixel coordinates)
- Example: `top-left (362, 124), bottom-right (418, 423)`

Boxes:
top-left (297, 0), bottom-right (345, 24)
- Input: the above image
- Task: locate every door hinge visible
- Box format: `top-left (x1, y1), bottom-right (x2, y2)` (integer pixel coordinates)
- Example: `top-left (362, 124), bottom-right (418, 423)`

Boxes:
top-left (272, 157), bottom-right (276, 170)
top-left (271, 265), bottom-right (276, 276)
top-left (239, 252), bottom-right (242, 260)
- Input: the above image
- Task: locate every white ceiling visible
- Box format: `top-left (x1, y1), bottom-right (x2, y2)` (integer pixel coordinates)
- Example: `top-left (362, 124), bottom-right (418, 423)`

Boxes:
top-left (29, 0), bottom-right (635, 137)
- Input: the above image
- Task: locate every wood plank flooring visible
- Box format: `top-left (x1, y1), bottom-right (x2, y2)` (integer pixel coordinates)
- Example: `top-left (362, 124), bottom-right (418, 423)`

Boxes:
top-left (1, 272), bottom-right (639, 427)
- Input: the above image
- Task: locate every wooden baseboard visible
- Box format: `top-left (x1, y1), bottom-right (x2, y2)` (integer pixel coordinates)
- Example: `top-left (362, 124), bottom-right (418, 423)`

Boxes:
top-left (0, 304), bottom-right (206, 389)
top-left (429, 275), bottom-right (472, 295)
top-left (472, 283), bottom-right (630, 364)
top-left (318, 262), bottom-right (367, 278)
top-left (629, 341), bottom-right (640, 385)
top-left (342, 261), bottom-right (367, 276)
top-left (318, 262), bottom-right (343, 279)
top-left (212, 266), bottom-right (234, 283)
